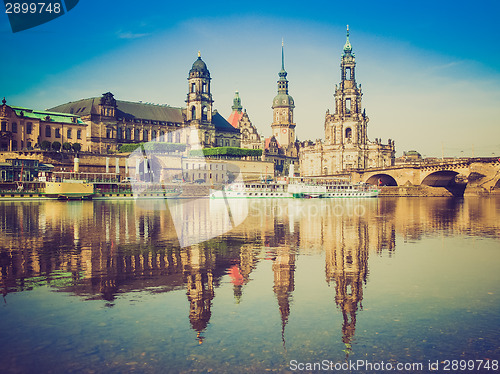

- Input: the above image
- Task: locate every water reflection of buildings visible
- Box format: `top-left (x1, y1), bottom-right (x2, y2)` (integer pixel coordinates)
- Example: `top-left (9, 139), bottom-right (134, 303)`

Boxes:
top-left (182, 245), bottom-right (215, 344)
top-left (272, 246), bottom-right (295, 346)
top-left (1, 198), bottom-right (500, 344)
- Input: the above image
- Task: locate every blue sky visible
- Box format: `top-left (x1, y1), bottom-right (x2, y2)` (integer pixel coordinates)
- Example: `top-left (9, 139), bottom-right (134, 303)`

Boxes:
top-left (1, 0), bottom-right (499, 157)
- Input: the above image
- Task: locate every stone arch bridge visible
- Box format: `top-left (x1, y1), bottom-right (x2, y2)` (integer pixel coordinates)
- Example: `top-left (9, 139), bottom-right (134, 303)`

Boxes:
top-left (342, 158), bottom-right (500, 195)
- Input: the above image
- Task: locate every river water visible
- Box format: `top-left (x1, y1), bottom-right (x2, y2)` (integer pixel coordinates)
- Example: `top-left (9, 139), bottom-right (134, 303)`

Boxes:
top-left (0, 197), bottom-right (499, 373)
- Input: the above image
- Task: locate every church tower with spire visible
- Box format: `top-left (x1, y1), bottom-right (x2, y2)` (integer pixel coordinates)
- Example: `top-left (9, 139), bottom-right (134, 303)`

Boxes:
top-left (326, 25), bottom-right (368, 152)
top-left (271, 41), bottom-right (296, 149)
top-left (299, 26), bottom-right (395, 176)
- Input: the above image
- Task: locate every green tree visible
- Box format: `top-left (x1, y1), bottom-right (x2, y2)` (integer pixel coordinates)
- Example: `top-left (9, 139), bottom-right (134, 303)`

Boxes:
top-left (72, 143), bottom-right (81, 152)
top-left (51, 141), bottom-right (61, 151)
top-left (40, 140), bottom-right (51, 151)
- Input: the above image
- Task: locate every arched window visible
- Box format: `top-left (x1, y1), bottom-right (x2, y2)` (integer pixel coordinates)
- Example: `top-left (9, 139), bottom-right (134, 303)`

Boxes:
top-left (45, 125), bottom-right (51, 137)
top-left (345, 67), bottom-right (351, 80)
top-left (345, 127), bottom-right (352, 142)
top-left (67, 129), bottom-right (72, 139)
top-left (117, 128), bottom-right (122, 139)
top-left (202, 83), bottom-right (207, 93)
top-left (77, 130), bottom-right (82, 140)
top-left (12, 122), bottom-right (17, 133)
top-left (191, 83), bottom-right (196, 93)
top-left (175, 132), bottom-right (181, 143)
top-left (160, 131), bottom-right (165, 142)
top-left (143, 129), bottom-right (148, 141)
top-left (345, 98), bottom-right (351, 114)
top-left (126, 128), bottom-right (131, 140)
top-left (152, 130), bottom-right (157, 141)
top-left (191, 106), bottom-right (196, 120)
top-left (167, 132), bottom-right (173, 142)
top-left (134, 128), bottom-right (140, 140)
top-left (202, 106), bottom-right (208, 121)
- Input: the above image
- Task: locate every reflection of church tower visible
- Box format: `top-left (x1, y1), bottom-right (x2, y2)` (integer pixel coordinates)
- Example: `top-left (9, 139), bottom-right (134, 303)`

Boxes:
top-left (325, 237), bottom-right (368, 352)
top-left (230, 245), bottom-right (259, 303)
top-left (186, 52), bottom-right (215, 148)
top-left (271, 41), bottom-right (296, 149)
top-left (272, 246), bottom-right (296, 346)
top-left (182, 246), bottom-right (215, 344)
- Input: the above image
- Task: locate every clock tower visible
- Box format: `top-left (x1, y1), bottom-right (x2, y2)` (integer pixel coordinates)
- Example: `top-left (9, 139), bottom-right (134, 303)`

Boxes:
top-left (271, 41), bottom-right (295, 148)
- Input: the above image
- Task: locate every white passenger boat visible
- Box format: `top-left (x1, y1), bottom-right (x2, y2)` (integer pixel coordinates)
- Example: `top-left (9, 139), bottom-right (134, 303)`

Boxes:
top-left (210, 178), bottom-right (379, 199)
top-left (210, 181), bottom-right (292, 199)
top-left (289, 180), bottom-right (379, 198)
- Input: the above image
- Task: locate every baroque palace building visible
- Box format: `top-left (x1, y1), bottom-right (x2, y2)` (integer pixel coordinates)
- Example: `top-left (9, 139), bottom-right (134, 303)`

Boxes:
top-left (300, 27), bottom-right (395, 176)
top-left (49, 52), bottom-right (240, 153)
top-left (0, 97), bottom-right (88, 152)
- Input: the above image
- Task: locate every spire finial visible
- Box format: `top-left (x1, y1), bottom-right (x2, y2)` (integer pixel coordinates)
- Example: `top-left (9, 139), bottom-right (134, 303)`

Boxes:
top-left (1, 97), bottom-right (5, 105)
top-left (343, 25), bottom-right (352, 55)
top-left (281, 38), bottom-right (285, 71)
top-left (198, 51), bottom-right (201, 58)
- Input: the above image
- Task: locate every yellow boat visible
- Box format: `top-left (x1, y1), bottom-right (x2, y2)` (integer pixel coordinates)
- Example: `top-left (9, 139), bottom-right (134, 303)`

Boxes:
top-left (44, 180), bottom-right (94, 200)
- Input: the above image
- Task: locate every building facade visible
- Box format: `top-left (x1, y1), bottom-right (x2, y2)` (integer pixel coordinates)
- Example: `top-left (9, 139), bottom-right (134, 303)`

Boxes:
top-left (228, 91), bottom-right (263, 150)
top-left (49, 53), bottom-right (239, 154)
top-left (0, 98), bottom-right (87, 152)
top-left (300, 27), bottom-right (395, 176)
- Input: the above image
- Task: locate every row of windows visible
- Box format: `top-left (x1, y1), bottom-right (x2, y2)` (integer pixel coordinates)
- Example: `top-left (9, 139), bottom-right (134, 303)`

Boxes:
top-left (0, 122), bottom-right (81, 139)
top-left (190, 82), bottom-right (209, 93)
top-left (45, 126), bottom-right (81, 139)
top-left (216, 139), bottom-right (238, 147)
top-left (107, 128), bottom-right (182, 142)
top-left (184, 163), bottom-right (225, 171)
top-left (183, 173), bottom-right (224, 182)
top-left (190, 106), bottom-right (209, 121)
top-left (1, 121), bottom-right (31, 133)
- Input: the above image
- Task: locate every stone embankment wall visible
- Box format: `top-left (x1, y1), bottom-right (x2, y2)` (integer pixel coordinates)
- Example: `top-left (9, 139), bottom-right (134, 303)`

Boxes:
top-left (379, 186), bottom-right (454, 197)
top-left (177, 184), bottom-right (210, 198)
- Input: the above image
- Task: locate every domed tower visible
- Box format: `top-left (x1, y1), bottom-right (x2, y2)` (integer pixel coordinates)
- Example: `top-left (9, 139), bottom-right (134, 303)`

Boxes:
top-left (271, 41), bottom-right (296, 148)
top-left (186, 52), bottom-right (215, 147)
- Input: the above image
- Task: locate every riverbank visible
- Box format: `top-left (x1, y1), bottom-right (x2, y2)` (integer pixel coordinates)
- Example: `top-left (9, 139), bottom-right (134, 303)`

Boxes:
top-left (380, 185), bottom-right (500, 197)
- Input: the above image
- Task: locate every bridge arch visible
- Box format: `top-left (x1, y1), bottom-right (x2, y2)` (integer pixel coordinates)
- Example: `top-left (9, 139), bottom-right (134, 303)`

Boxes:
top-left (421, 170), bottom-right (459, 187)
top-left (365, 173), bottom-right (398, 186)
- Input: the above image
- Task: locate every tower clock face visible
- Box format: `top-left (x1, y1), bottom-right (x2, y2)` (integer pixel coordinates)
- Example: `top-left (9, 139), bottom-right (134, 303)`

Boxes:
top-left (282, 128), bottom-right (287, 134)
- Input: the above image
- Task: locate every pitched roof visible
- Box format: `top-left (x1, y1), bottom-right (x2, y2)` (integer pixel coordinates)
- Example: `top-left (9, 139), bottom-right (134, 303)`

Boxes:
top-left (264, 136), bottom-right (281, 150)
top-left (48, 98), bottom-right (184, 123)
top-left (212, 111), bottom-right (240, 133)
top-left (10, 106), bottom-right (85, 125)
top-left (227, 110), bottom-right (243, 128)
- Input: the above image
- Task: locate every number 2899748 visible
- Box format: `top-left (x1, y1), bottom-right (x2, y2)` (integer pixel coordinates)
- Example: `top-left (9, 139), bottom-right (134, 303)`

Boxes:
top-left (5, 2), bottom-right (62, 14)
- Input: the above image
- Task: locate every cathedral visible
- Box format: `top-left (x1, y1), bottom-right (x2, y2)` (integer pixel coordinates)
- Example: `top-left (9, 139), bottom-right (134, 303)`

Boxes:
top-left (300, 27), bottom-right (395, 176)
